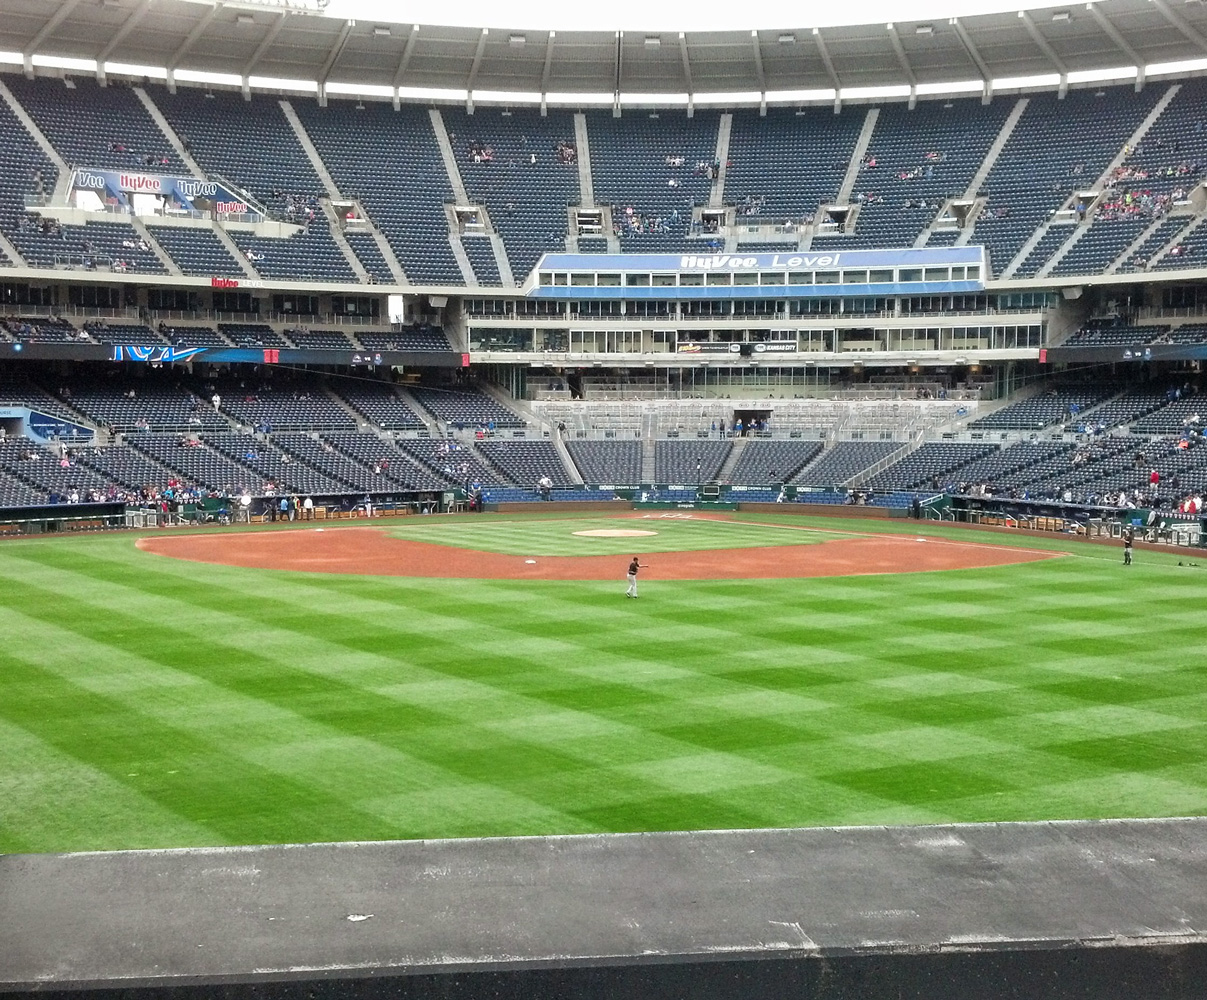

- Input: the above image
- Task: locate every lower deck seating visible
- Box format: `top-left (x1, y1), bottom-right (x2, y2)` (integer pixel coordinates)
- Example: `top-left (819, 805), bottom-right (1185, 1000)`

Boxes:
top-left (566, 440), bottom-right (642, 483)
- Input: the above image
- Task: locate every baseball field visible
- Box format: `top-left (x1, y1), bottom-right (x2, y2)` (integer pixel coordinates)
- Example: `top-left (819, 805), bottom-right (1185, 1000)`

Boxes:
top-left (2, 510), bottom-right (1205, 855)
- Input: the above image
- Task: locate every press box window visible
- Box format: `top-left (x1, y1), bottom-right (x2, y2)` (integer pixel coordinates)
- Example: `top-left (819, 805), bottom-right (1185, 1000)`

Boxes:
top-left (679, 273), bottom-right (704, 286)
top-left (899, 268), bottom-right (923, 282)
top-left (625, 273), bottom-right (651, 286)
top-left (652, 273), bottom-right (677, 286)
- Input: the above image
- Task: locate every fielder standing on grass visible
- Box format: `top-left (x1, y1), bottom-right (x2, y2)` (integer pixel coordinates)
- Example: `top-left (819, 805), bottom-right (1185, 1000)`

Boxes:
top-left (626, 555), bottom-right (648, 598)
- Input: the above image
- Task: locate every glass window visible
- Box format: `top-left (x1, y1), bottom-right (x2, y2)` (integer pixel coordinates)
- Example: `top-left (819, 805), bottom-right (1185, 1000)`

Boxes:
top-left (760, 272), bottom-right (785, 284)
top-left (679, 273), bottom-right (704, 286)
top-left (706, 272), bottom-right (732, 285)
top-left (652, 273), bottom-right (677, 286)
top-left (868, 269), bottom-right (893, 283)
top-left (899, 268), bottom-right (923, 282)
top-left (734, 272), bottom-right (759, 285)
top-left (924, 267), bottom-right (950, 281)
top-left (571, 273), bottom-right (594, 286)
top-left (788, 271), bottom-right (812, 284)
top-left (625, 273), bottom-right (651, 286)
top-left (814, 270), bottom-right (839, 284)
top-left (597, 273), bottom-right (622, 286)
top-left (842, 270), bottom-right (869, 284)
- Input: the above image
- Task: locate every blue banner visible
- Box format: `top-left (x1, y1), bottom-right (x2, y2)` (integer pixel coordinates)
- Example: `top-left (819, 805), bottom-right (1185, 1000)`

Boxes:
top-left (70, 168), bottom-right (255, 217)
top-left (536, 246), bottom-right (984, 273)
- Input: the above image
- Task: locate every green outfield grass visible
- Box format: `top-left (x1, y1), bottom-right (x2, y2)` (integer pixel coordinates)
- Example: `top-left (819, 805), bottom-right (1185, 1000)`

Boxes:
top-left (2, 512), bottom-right (1206, 855)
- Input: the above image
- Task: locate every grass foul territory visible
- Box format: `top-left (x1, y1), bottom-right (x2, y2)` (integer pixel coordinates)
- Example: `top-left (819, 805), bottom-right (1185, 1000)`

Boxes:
top-left (1, 512), bottom-right (1205, 854)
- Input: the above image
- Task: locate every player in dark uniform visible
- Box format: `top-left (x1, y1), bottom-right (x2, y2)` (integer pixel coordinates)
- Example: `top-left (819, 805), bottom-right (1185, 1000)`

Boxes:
top-left (625, 555), bottom-right (648, 598)
top-left (1123, 526), bottom-right (1134, 565)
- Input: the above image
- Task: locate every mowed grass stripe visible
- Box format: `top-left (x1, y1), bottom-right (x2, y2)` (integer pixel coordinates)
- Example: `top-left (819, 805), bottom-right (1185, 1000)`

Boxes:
top-left (2, 521), bottom-right (1207, 851)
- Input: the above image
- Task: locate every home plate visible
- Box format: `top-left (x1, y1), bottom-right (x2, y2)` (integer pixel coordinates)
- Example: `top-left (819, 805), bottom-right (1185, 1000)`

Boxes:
top-left (573, 529), bottom-right (659, 537)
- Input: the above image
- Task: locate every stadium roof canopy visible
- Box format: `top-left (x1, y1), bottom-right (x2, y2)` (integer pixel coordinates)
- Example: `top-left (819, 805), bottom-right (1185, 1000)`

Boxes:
top-left (4, 0), bottom-right (1207, 109)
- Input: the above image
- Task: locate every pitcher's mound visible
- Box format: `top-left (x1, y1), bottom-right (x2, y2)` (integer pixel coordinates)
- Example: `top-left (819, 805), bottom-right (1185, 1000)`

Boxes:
top-left (573, 529), bottom-right (658, 537)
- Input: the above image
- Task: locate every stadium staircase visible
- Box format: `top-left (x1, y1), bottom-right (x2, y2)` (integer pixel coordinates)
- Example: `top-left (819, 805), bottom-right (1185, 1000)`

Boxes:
top-left (845, 438), bottom-right (916, 488)
top-left (211, 223), bottom-right (260, 279)
top-left (444, 206), bottom-right (478, 285)
top-left (132, 88), bottom-right (204, 177)
top-left (128, 215), bottom-right (181, 276)
top-left (429, 109), bottom-right (470, 204)
top-left (641, 434), bottom-right (656, 482)
top-left (319, 199), bottom-right (371, 283)
top-left (279, 100), bottom-right (342, 197)
top-left (716, 435), bottom-right (747, 481)
top-left (551, 429), bottom-right (584, 484)
top-left (1002, 83), bottom-right (1180, 279)
top-left (1149, 214), bottom-right (1207, 269)
top-left (573, 113), bottom-right (595, 208)
top-left (709, 113), bottom-right (731, 208)
top-left (835, 108), bottom-right (879, 205)
top-left (0, 227), bottom-right (23, 268)
top-left (0, 75), bottom-right (69, 203)
top-left (948, 98), bottom-right (1029, 247)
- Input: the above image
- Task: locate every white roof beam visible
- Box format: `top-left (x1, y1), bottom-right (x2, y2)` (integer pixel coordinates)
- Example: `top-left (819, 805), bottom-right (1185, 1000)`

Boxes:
top-left (1018, 10), bottom-right (1068, 97)
top-left (466, 27), bottom-right (488, 113)
top-left (166, 1), bottom-right (221, 91)
top-left (23, 0), bottom-right (82, 76)
top-left (540, 30), bottom-right (555, 115)
top-left (812, 28), bottom-right (842, 112)
top-left (751, 31), bottom-right (766, 115)
top-left (1085, 3), bottom-right (1145, 91)
top-left (885, 23), bottom-right (917, 108)
top-left (96, 0), bottom-right (154, 85)
top-left (1150, 0), bottom-right (1207, 55)
top-left (614, 30), bottom-right (622, 117)
top-left (950, 17), bottom-right (993, 104)
top-left (242, 12), bottom-right (287, 100)
top-left (316, 17), bottom-right (355, 106)
top-left (679, 32), bottom-right (693, 116)
top-left (392, 24), bottom-right (420, 109)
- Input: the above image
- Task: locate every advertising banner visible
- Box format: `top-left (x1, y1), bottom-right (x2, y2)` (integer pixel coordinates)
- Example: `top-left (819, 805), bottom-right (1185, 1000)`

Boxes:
top-left (70, 168), bottom-right (256, 217)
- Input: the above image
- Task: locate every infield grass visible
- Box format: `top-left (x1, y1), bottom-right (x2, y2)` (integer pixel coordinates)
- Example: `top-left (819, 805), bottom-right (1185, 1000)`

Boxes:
top-left (2, 512), bottom-right (1206, 854)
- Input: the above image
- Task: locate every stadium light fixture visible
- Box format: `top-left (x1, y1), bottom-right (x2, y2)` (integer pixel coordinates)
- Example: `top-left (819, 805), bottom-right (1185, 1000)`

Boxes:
top-left (644, 36), bottom-right (661, 46)
top-left (509, 34), bottom-right (526, 46)
top-left (237, 14), bottom-right (257, 24)
top-left (916, 24), bottom-right (934, 34)
top-left (1051, 10), bottom-right (1071, 19)
top-left (373, 25), bottom-right (391, 35)
top-left (778, 33), bottom-right (796, 43)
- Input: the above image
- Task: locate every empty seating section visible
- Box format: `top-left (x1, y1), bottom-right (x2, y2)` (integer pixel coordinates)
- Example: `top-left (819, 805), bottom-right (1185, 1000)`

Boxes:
top-left (970, 387), bottom-right (1115, 429)
top-left (5, 75), bottom-right (182, 173)
top-left (342, 231), bottom-right (395, 283)
top-left (1134, 397), bottom-right (1205, 434)
top-left (286, 328), bottom-right (355, 350)
top-left (231, 218), bottom-right (355, 283)
top-left (566, 440), bottom-right (642, 483)
top-left (410, 386), bottom-right (523, 428)
top-left (796, 441), bottom-right (898, 486)
top-left (0, 92), bottom-right (54, 256)
top-left (164, 326), bottom-right (229, 347)
top-left (204, 432), bottom-right (347, 495)
top-left (726, 108), bottom-right (863, 218)
top-left (148, 89), bottom-right (314, 216)
top-left (356, 326), bottom-right (451, 351)
top-left (727, 440), bottom-right (824, 483)
top-left (12, 220), bottom-right (167, 273)
top-left (1154, 220), bottom-right (1207, 269)
top-left (864, 442), bottom-right (996, 490)
top-left (588, 111), bottom-right (718, 248)
top-left (66, 380), bottom-right (224, 433)
top-left (147, 224), bottom-right (245, 277)
top-left (130, 435), bottom-right (263, 494)
top-left (84, 322), bottom-right (165, 346)
top-left (273, 433), bottom-right (373, 490)
top-left (925, 229), bottom-right (962, 246)
top-left (445, 108), bottom-right (578, 281)
top-left (1118, 217), bottom-right (1189, 271)
top-left (950, 441), bottom-right (1074, 486)
top-left (1063, 324), bottom-right (1169, 347)
top-left (1012, 226), bottom-right (1075, 278)
top-left (77, 444), bottom-right (181, 492)
top-left (323, 432), bottom-right (447, 490)
top-left (0, 437), bottom-right (115, 498)
top-left (214, 381), bottom-right (355, 431)
top-left (2, 317), bottom-right (79, 342)
top-left (654, 440), bottom-right (731, 482)
top-left (846, 98), bottom-right (1013, 248)
top-left (0, 466), bottom-right (43, 506)
top-left (476, 440), bottom-right (572, 486)
top-left (390, 437), bottom-right (503, 485)
top-left (0, 378), bottom-right (83, 421)
top-left (333, 381), bottom-right (426, 429)
top-left (972, 87), bottom-right (1162, 274)
top-left (1049, 218), bottom-right (1149, 277)
top-left (218, 323), bottom-right (289, 348)
top-left (1068, 389), bottom-right (1169, 429)
top-left (461, 236), bottom-right (501, 285)
top-left (294, 100), bottom-right (460, 284)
